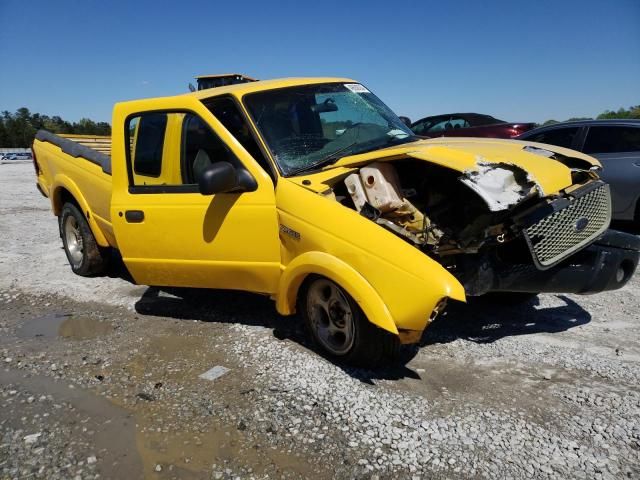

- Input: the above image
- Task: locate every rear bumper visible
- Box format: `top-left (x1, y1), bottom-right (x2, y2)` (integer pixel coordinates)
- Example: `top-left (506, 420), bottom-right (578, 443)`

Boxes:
top-left (464, 230), bottom-right (640, 295)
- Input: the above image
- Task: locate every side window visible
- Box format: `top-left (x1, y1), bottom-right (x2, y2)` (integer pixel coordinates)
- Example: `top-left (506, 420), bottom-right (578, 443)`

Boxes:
top-left (180, 114), bottom-right (240, 184)
top-left (583, 126), bottom-right (640, 154)
top-left (426, 118), bottom-right (448, 133)
top-left (426, 117), bottom-right (469, 133)
top-left (528, 127), bottom-right (580, 149)
top-left (448, 117), bottom-right (470, 129)
top-left (126, 111), bottom-right (240, 190)
top-left (411, 119), bottom-right (436, 135)
top-left (203, 97), bottom-right (272, 176)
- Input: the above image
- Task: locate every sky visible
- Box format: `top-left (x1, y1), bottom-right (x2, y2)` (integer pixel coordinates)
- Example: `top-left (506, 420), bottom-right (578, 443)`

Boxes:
top-left (0, 0), bottom-right (638, 124)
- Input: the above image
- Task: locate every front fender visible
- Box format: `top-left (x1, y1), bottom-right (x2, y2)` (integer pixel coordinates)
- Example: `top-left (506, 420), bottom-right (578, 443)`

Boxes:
top-left (51, 174), bottom-right (109, 247)
top-left (276, 180), bottom-right (467, 334)
top-left (276, 251), bottom-right (399, 335)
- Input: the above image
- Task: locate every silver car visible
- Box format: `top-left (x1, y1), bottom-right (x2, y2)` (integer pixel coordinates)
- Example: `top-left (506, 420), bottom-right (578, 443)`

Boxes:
top-left (518, 120), bottom-right (640, 224)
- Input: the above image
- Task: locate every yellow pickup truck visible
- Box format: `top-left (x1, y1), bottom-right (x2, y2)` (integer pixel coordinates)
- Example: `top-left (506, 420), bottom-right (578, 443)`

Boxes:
top-left (32, 77), bottom-right (639, 366)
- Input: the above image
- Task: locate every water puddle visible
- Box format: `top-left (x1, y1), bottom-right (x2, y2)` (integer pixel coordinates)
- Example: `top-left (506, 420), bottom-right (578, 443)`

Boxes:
top-left (18, 312), bottom-right (113, 340)
top-left (0, 369), bottom-right (142, 477)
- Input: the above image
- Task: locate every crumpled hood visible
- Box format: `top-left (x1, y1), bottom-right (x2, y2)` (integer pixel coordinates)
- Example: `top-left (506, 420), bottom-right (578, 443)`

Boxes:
top-left (331, 137), bottom-right (600, 197)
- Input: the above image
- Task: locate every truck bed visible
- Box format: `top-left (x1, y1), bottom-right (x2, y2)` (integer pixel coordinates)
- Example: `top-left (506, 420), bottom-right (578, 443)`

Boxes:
top-left (33, 131), bottom-right (115, 248)
top-left (35, 131), bottom-right (112, 174)
top-left (56, 134), bottom-right (112, 156)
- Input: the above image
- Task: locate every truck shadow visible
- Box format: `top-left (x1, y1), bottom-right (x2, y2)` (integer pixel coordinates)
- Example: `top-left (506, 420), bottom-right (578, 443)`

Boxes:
top-left (132, 287), bottom-right (591, 384)
top-left (134, 286), bottom-right (306, 337)
top-left (421, 294), bottom-right (592, 347)
top-left (133, 286), bottom-right (419, 383)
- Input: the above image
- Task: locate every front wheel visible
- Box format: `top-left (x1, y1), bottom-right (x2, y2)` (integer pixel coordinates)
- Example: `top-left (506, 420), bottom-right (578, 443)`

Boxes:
top-left (59, 202), bottom-right (109, 276)
top-left (300, 276), bottom-right (399, 367)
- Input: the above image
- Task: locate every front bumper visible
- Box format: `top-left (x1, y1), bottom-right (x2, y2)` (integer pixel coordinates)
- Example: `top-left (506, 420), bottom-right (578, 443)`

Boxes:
top-left (463, 230), bottom-right (640, 295)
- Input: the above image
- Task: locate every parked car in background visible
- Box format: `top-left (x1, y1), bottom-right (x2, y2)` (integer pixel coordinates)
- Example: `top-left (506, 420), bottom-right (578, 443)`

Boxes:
top-left (410, 113), bottom-right (536, 139)
top-left (518, 120), bottom-right (640, 224)
top-left (0, 151), bottom-right (33, 161)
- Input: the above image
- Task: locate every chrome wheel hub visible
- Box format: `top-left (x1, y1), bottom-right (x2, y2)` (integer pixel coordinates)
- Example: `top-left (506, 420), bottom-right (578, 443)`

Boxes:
top-left (64, 216), bottom-right (83, 266)
top-left (307, 279), bottom-right (355, 355)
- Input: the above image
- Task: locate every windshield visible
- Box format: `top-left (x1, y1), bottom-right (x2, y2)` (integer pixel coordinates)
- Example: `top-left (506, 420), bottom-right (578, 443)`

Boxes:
top-left (243, 83), bottom-right (417, 176)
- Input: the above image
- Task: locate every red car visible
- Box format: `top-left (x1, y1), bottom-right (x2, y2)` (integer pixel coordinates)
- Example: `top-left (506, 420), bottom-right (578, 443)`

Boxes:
top-left (409, 113), bottom-right (536, 139)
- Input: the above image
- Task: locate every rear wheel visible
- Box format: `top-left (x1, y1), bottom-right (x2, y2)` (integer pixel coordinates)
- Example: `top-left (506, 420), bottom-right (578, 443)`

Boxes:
top-left (59, 202), bottom-right (109, 276)
top-left (300, 276), bottom-right (399, 367)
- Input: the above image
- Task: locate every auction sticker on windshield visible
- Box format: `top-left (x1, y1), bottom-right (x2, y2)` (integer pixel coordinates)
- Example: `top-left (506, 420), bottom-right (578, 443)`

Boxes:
top-left (344, 83), bottom-right (370, 93)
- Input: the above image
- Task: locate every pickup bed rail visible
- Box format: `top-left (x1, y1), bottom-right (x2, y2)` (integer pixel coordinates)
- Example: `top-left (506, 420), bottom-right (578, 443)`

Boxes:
top-left (35, 130), bottom-right (112, 175)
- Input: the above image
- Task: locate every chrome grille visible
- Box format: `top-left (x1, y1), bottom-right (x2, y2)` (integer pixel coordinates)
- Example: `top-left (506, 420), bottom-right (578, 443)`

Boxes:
top-left (524, 183), bottom-right (611, 269)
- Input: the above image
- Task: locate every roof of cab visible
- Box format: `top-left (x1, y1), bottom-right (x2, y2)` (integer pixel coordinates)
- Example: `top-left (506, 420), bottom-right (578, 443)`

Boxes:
top-left (186, 77), bottom-right (355, 99)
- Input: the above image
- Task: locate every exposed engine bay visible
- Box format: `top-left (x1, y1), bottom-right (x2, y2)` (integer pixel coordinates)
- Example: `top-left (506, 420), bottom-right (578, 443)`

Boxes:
top-left (325, 158), bottom-right (612, 295)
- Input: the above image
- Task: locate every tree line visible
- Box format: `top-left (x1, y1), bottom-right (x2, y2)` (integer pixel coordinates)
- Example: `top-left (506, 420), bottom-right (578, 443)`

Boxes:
top-left (541, 105), bottom-right (640, 126)
top-left (0, 108), bottom-right (111, 148)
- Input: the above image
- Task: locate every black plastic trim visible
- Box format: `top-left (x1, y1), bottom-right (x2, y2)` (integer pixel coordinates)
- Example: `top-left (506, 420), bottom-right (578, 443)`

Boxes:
top-left (461, 229), bottom-right (640, 296)
top-left (125, 210), bottom-right (145, 223)
top-left (35, 130), bottom-right (111, 175)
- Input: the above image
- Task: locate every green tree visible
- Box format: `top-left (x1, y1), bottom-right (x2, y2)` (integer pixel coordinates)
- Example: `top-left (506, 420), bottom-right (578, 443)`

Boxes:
top-left (0, 119), bottom-right (8, 146)
top-left (75, 118), bottom-right (97, 134)
top-left (597, 105), bottom-right (640, 120)
top-left (0, 108), bottom-right (111, 147)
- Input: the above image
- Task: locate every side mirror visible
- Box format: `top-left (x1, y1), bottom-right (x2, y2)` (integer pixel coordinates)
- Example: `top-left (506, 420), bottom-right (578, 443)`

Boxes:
top-left (398, 116), bottom-right (412, 128)
top-left (198, 162), bottom-right (239, 195)
top-left (198, 161), bottom-right (259, 195)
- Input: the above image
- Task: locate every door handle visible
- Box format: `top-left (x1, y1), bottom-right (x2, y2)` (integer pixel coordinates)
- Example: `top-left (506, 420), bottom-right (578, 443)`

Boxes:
top-left (633, 161), bottom-right (640, 167)
top-left (124, 210), bottom-right (145, 223)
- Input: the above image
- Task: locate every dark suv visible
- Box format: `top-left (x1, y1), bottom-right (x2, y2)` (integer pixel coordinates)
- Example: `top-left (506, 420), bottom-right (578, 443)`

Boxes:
top-left (518, 120), bottom-right (640, 223)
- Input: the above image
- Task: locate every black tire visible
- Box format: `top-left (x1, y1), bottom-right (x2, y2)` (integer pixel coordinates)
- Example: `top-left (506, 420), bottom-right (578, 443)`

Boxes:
top-left (299, 275), bottom-right (400, 368)
top-left (59, 202), bottom-right (109, 276)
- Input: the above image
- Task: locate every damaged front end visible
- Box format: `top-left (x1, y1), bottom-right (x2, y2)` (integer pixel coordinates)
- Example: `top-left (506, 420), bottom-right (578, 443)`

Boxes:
top-left (321, 150), bottom-right (639, 297)
top-left (460, 160), bottom-right (539, 213)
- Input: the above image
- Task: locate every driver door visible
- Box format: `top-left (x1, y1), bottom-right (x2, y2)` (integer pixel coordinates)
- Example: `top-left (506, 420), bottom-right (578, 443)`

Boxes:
top-left (110, 100), bottom-right (281, 294)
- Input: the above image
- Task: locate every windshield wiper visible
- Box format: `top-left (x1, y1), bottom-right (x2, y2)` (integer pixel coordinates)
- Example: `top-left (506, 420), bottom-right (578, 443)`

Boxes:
top-left (288, 142), bottom-right (358, 176)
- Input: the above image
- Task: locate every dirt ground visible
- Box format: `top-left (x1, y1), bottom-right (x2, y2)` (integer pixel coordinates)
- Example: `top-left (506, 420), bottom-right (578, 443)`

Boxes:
top-left (1, 162), bottom-right (639, 479)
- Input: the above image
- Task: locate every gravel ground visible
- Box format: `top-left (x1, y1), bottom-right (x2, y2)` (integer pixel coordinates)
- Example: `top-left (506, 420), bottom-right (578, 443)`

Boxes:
top-left (1, 161), bottom-right (639, 479)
